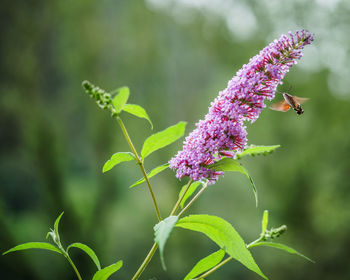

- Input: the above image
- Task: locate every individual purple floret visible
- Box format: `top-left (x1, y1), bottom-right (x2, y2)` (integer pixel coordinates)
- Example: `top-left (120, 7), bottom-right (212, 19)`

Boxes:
top-left (169, 30), bottom-right (314, 183)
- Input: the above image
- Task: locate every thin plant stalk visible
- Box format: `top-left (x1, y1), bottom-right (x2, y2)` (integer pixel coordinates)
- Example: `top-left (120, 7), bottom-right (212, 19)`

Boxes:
top-left (131, 243), bottom-right (158, 280)
top-left (116, 116), bottom-right (162, 221)
top-left (65, 255), bottom-right (83, 280)
top-left (177, 182), bottom-right (208, 217)
top-left (170, 179), bottom-right (193, 216)
top-left (131, 180), bottom-right (210, 280)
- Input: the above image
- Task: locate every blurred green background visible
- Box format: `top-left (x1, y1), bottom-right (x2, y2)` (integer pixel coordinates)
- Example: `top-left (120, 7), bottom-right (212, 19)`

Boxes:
top-left (1, 0), bottom-right (350, 279)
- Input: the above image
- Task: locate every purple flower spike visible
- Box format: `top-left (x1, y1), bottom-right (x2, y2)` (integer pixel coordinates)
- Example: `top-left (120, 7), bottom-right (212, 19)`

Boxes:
top-left (170, 30), bottom-right (314, 183)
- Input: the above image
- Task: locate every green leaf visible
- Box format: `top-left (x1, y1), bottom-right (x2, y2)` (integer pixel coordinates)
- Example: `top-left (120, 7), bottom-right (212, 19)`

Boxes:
top-left (112, 87), bottom-right (130, 114)
top-left (54, 212), bottom-right (64, 237)
top-left (178, 182), bottom-right (201, 209)
top-left (236, 145), bottom-right (280, 159)
top-left (92, 260), bottom-right (123, 280)
top-left (184, 249), bottom-right (225, 280)
top-left (261, 210), bottom-right (269, 236)
top-left (67, 242), bottom-right (101, 270)
top-left (103, 152), bottom-right (135, 173)
top-left (154, 216), bottom-right (179, 270)
top-left (209, 158), bottom-right (258, 207)
top-left (249, 242), bottom-right (314, 263)
top-left (141, 121), bottom-right (187, 159)
top-left (3, 242), bottom-right (62, 255)
top-left (122, 104), bottom-right (153, 129)
top-left (176, 215), bottom-right (267, 279)
top-left (129, 163), bottom-right (169, 188)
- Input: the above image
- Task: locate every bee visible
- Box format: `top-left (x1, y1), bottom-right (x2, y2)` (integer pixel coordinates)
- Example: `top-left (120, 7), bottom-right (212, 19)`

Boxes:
top-left (270, 93), bottom-right (309, 115)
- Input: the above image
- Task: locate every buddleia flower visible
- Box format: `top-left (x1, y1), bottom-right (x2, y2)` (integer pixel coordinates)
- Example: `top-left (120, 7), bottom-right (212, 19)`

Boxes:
top-left (169, 30), bottom-right (314, 183)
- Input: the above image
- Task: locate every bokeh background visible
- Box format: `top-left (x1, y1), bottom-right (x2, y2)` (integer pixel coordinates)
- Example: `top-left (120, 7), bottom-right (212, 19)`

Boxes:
top-left (1, 0), bottom-right (350, 279)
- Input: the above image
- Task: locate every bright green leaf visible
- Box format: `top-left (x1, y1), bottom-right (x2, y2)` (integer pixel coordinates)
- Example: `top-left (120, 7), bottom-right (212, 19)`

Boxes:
top-left (67, 243), bottom-right (101, 270)
top-left (261, 210), bottom-right (269, 236)
top-left (236, 145), bottom-right (280, 159)
top-left (249, 242), bottom-right (314, 263)
top-left (92, 260), bottom-right (123, 280)
top-left (154, 216), bottom-right (179, 270)
top-left (141, 122), bottom-right (187, 159)
top-left (3, 242), bottom-right (62, 255)
top-left (176, 215), bottom-right (267, 279)
top-left (209, 158), bottom-right (258, 206)
top-left (54, 212), bottom-right (64, 237)
top-left (103, 152), bottom-right (135, 173)
top-left (122, 104), bottom-right (153, 129)
top-left (178, 182), bottom-right (201, 209)
top-left (184, 249), bottom-right (225, 280)
top-left (112, 87), bottom-right (130, 113)
top-left (129, 163), bottom-right (169, 188)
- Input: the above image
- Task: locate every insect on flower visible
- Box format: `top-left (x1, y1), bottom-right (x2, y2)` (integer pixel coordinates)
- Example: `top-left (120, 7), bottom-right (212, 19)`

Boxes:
top-left (269, 93), bottom-right (309, 115)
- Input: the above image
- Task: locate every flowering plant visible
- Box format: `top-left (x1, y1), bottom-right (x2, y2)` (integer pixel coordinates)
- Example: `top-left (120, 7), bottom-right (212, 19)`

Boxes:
top-left (3, 30), bottom-right (314, 280)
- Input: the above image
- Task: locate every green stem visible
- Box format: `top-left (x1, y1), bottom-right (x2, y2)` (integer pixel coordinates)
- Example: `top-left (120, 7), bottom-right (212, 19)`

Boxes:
top-left (195, 256), bottom-right (232, 279)
top-left (116, 116), bottom-right (162, 221)
top-left (131, 243), bottom-right (158, 280)
top-left (195, 236), bottom-right (265, 279)
top-left (131, 179), bottom-right (195, 280)
top-left (65, 254), bottom-right (83, 280)
top-left (170, 179), bottom-right (193, 216)
top-left (177, 182), bottom-right (208, 217)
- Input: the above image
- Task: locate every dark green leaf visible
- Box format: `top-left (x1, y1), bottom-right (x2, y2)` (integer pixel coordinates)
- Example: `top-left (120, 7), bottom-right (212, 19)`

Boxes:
top-left (92, 260), bottom-right (123, 280)
top-left (209, 158), bottom-right (258, 206)
top-left (154, 216), bottom-right (179, 270)
top-left (141, 122), bottom-right (186, 159)
top-left (129, 163), bottom-right (169, 188)
top-left (249, 242), bottom-right (314, 263)
top-left (112, 87), bottom-right (130, 114)
top-left (122, 104), bottom-right (153, 129)
top-left (236, 145), bottom-right (280, 159)
top-left (176, 215), bottom-right (267, 279)
top-left (3, 242), bottom-right (62, 255)
top-left (184, 249), bottom-right (225, 280)
top-left (67, 243), bottom-right (101, 270)
top-left (261, 210), bottom-right (269, 236)
top-left (178, 182), bottom-right (201, 209)
top-left (103, 152), bottom-right (135, 173)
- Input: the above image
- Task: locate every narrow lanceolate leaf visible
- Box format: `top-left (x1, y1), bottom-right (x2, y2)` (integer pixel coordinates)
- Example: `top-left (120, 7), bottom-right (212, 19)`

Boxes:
top-left (67, 243), bottom-right (101, 270)
top-left (122, 104), bottom-right (153, 129)
top-left (112, 87), bottom-right (130, 114)
top-left (154, 216), bottom-right (179, 270)
top-left (141, 122), bottom-right (187, 159)
top-left (261, 210), bottom-right (269, 236)
top-left (184, 249), bottom-right (225, 280)
top-left (209, 158), bottom-right (258, 206)
top-left (3, 242), bottom-right (62, 255)
top-left (129, 163), bottom-right (169, 188)
top-left (178, 182), bottom-right (201, 209)
top-left (54, 212), bottom-right (64, 237)
top-left (176, 215), bottom-right (267, 279)
top-left (103, 152), bottom-right (135, 173)
top-left (249, 242), bottom-right (314, 263)
top-left (236, 145), bottom-right (280, 159)
top-left (92, 260), bottom-right (123, 280)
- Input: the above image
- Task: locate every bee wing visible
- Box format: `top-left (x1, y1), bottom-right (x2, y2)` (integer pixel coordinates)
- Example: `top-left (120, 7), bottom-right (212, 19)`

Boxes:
top-left (269, 100), bottom-right (291, 112)
top-left (293, 96), bottom-right (309, 104)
